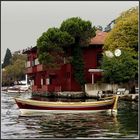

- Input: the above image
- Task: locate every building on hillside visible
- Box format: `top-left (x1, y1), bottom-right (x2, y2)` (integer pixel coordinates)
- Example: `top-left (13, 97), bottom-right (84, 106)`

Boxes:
top-left (23, 30), bottom-right (107, 93)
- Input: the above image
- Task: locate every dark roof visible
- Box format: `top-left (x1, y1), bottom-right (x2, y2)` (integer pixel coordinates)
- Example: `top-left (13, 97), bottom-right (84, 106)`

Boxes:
top-left (22, 46), bottom-right (37, 54)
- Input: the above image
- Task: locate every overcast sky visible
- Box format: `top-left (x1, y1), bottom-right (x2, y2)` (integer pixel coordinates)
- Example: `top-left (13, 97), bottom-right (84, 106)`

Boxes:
top-left (1, 1), bottom-right (139, 60)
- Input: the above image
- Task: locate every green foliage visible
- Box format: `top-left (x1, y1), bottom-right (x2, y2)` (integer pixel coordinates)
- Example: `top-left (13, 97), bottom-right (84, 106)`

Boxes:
top-left (60, 17), bottom-right (96, 87)
top-left (37, 17), bottom-right (96, 88)
top-left (104, 6), bottom-right (138, 51)
top-left (2, 53), bottom-right (27, 86)
top-left (37, 27), bottom-right (74, 67)
top-left (60, 17), bottom-right (96, 46)
top-left (2, 48), bottom-right (12, 68)
top-left (102, 7), bottom-right (138, 84)
top-left (101, 50), bottom-right (138, 84)
top-left (71, 45), bottom-right (86, 86)
top-left (11, 53), bottom-right (27, 64)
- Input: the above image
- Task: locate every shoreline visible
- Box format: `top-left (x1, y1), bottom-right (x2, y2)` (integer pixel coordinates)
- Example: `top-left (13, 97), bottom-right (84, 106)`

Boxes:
top-left (31, 92), bottom-right (139, 102)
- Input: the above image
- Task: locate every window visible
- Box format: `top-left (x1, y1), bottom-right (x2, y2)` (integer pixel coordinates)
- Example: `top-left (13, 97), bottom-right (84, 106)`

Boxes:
top-left (31, 60), bottom-right (35, 66)
top-left (97, 52), bottom-right (103, 67)
top-left (26, 61), bottom-right (31, 67)
top-left (46, 78), bottom-right (50, 85)
top-left (49, 75), bottom-right (56, 84)
top-left (35, 58), bottom-right (40, 65)
top-left (31, 80), bottom-right (34, 86)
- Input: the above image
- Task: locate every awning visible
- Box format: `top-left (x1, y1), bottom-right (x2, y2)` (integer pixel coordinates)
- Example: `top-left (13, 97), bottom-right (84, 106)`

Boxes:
top-left (88, 69), bottom-right (104, 73)
top-left (88, 69), bottom-right (104, 84)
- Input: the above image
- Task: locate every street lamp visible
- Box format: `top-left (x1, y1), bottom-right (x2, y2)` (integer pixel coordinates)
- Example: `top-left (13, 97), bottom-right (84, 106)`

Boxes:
top-left (105, 49), bottom-right (122, 58)
top-left (114, 49), bottom-right (121, 57)
top-left (104, 50), bottom-right (114, 58)
top-left (88, 49), bottom-right (122, 85)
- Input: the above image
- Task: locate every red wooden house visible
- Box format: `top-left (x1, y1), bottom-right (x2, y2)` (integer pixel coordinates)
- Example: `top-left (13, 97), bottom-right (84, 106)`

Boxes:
top-left (23, 30), bottom-right (107, 93)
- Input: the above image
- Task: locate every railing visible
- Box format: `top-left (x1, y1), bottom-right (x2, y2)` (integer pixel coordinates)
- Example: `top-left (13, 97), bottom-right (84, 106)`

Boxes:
top-left (26, 61), bottom-right (71, 73)
top-left (32, 85), bottom-right (37, 92)
top-left (55, 86), bottom-right (62, 92)
top-left (25, 59), bottom-right (40, 68)
top-left (48, 85), bottom-right (61, 92)
top-left (32, 85), bottom-right (61, 92)
top-left (26, 66), bottom-right (37, 73)
top-left (26, 67), bottom-right (33, 73)
top-left (42, 85), bottom-right (48, 91)
top-left (37, 64), bottom-right (43, 72)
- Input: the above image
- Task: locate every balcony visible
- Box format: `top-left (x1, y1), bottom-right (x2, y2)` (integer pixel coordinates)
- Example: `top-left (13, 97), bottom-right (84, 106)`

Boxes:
top-left (32, 85), bottom-right (48, 92)
top-left (32, 85), bottom-right (61, 92)
top-left (37, 64), bottom-right (44, 72)
top-left (48, 85), bottom-right (61, 92)
top-left (32, 85), bottom-right (37, 92)
top-left (26, 67), bottom-right (33, 73)
top-left (26, 66), bottom-right (37, 73)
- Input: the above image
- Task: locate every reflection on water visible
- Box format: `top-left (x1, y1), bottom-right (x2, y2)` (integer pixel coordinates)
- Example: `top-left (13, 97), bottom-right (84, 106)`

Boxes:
top-left (1, 92), bottom-right (138, 139)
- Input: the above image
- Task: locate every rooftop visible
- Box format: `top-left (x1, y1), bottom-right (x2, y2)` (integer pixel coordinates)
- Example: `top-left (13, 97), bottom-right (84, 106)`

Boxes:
top-left (90, 30), bottom-right (108, 45)
top-left (22, 30), bottom-right (108, 53)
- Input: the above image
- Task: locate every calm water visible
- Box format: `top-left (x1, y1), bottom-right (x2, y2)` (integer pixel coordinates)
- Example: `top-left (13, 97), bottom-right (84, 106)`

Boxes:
top-left (1, 92), bottom-right (139, 139)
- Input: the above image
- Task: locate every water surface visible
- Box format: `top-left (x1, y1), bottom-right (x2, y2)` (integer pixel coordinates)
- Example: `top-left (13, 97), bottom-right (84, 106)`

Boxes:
top-left (1, 92), bottom-right (138, 139)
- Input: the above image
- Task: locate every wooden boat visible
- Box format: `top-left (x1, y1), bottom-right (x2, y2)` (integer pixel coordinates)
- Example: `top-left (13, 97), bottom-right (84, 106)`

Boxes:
top-left (14, 95), bottom-right (119, 116)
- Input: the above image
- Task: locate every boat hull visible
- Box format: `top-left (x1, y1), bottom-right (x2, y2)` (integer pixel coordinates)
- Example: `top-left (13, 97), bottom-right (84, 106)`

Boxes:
top-left (16, 102), bottom-right (114, 110)
top-left (19, 109), bottom-right (114, 116)
top-left (15, 96), bottom-right (118, 115)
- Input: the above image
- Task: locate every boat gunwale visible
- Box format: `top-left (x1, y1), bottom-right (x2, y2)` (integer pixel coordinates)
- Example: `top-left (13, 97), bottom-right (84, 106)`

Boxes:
top-left (14, 96), bottom-right (116, 107)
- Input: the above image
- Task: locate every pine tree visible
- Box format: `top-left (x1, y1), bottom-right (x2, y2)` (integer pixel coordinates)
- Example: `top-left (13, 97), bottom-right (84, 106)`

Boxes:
top-left (2, 48), bottom-right (12, 68)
